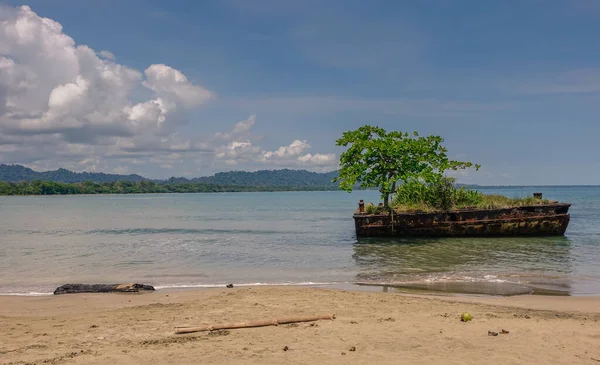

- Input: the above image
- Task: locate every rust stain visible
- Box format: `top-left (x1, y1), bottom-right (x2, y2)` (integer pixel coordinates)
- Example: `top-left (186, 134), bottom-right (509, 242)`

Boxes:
top-left (354, 204), bottom-right (571, 237)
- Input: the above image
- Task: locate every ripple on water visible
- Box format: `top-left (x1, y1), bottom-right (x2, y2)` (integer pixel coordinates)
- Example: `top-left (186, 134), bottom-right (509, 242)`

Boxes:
top-left (1, 188), bottom-right (600, 296)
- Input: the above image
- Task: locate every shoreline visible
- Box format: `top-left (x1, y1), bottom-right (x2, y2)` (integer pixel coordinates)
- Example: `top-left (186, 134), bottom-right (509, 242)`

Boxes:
top-left (2, 286), bottom-right (600, 364)
top-left (0, 278), bottom-right (590, 298)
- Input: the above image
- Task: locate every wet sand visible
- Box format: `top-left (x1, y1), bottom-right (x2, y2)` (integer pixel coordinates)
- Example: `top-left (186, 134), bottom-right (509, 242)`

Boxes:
top-left (2, 287), bottom-right (600, 364)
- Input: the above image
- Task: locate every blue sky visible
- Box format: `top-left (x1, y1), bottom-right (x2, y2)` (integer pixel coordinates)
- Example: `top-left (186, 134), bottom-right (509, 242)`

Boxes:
top-left (1, 0), bottom-right (599, 184)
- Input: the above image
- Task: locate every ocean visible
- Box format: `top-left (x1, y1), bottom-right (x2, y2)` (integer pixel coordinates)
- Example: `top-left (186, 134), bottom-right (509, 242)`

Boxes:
top-left (1, 187), bottom-right (599, 296)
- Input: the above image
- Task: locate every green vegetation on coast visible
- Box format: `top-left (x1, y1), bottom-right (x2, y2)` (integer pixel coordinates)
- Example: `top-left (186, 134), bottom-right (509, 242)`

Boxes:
top-left (363, 178), bottom-right (551, 214)
top-left (0, 165), bottom-right (342, 195)
top-left (334, 125), bottom-right (552, 213)
top-left (0, 180), bottom-right (340, 196)
top-left (0, 164), bottom-right (339, 186)
top-left (390, 176), bottom-right (550, 212)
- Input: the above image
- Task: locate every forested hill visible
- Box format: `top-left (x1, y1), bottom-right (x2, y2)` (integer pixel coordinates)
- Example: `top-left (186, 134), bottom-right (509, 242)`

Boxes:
top-left (0, 164), bottom-right (339, 187)
top-left (165, 169), bottom-right (339, 187)
top-left (0, 164), bottom-right (145, 183)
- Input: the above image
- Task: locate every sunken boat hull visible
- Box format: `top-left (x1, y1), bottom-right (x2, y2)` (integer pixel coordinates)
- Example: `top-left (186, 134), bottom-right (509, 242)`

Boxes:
top-left (354, 203), bottom-right (571, 238)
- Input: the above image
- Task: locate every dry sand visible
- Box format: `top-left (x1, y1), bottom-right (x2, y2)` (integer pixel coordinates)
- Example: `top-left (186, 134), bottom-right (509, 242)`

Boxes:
top-left (2, 287), bottom-right (600, 365)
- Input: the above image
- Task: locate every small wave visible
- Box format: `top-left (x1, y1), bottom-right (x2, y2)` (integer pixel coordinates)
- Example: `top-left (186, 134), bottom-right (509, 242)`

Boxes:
top-left (417, 274), bottom-right (508, 284)
top-left (0, 292), bottom-right (53, 296)
top-left (86, 228), bottom-right (289, 235)
top-left (153, 282), bottom-right (339, 290)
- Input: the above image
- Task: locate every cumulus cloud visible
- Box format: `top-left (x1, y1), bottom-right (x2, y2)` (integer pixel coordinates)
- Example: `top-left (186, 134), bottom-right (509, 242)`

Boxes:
top-left (0, 5), bottom-right (336, 176)
top-left (214, 137), bottom-right (335, 169)
top-left (98, 50), bottom-right (115, 61)
top-left (143, 64), bottom-right (213, 108)
top-left (262, 140), bottom-right (336, 166)
top-left (0, 6), bottom-right (209, 140)
top-left (214, 114), bottom-right (257, 141)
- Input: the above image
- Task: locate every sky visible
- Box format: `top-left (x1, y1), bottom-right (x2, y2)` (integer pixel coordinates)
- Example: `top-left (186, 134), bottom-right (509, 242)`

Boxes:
top-left (1, 0), bottom-right (599, 184)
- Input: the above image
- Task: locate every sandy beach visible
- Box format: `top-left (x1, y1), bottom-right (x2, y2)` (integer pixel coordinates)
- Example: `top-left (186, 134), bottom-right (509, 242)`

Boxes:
top-left (2, 287), bottom-right (600, 365)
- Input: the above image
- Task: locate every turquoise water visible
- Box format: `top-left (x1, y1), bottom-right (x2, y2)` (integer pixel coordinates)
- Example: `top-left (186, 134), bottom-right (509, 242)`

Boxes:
top-left (0, 187), bottom-right (599, 295)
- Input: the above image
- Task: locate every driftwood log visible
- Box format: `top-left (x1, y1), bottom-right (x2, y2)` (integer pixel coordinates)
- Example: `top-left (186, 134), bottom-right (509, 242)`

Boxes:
top-left (174, 314), bottom-right (336, 334)
top-left (53, 283), bottom-right (155, 295)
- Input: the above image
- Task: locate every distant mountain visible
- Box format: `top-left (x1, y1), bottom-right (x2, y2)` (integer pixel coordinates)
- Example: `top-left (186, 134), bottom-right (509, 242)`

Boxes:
top-left (0, 164), bottom-right (146, 183)
top-left (164, 169), bottom-right (339, 187)
top-left (0, 164), bottom-right (339, 187)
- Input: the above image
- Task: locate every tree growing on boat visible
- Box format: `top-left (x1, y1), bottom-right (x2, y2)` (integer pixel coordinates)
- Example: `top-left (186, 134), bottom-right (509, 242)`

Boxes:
top-left (334, 125), bottom-right (480, 209)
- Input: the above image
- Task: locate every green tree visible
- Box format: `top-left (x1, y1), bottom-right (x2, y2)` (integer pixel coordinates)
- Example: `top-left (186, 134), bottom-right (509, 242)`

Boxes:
top-left (334, 125), bottom-right (480, 208)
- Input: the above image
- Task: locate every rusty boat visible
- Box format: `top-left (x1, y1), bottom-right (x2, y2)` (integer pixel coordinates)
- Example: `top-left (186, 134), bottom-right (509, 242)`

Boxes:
top-left (353, 194), bottom-right (571, 238)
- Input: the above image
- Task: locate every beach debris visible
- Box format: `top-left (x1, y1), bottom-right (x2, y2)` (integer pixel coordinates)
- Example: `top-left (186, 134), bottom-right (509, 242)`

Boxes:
top-left (342, 352), bottom-right (346, 355)
top-left (174, 314), bottom-right (336, 334)
top-left (460, 312), bottom-right (473, 322)
top-left (283, 346), bottom-right (290, 351)
top-left (53, 283), bottom-right (155, 295)
top-left (226, 284), bottom-right (234, 288)
top-left (501, 329), bottom-right (510, 334)
top-left (349, 346), bottom-right (357, 352)
top-left (488, 331), bottom-right (499, 336)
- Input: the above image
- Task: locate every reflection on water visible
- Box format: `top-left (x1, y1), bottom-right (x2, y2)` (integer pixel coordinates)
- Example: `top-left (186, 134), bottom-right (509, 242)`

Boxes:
top-left (353, 236), bottom-right (574, 294)
top-left (1, 186), bottom-right (600, 296)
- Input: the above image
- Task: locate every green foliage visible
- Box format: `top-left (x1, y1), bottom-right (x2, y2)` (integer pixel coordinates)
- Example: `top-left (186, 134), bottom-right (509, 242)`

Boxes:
top-left (334, 125), bottom-right (479, 207)
top-left (169, 169), bottom-right (339, 187)
top-left (0, 164), bottom-right (145, 183)
top-left (392, 179), bottom-right (435, 211)
top-left (364, 202), bottom-right (386, 215)
top-left (393, 177), bottom-right (484, 212)
top-left (392, 178), bottom-right (550, 212)
top-left (475, 194), bottom-right (550, 210)
top-left (0, 164), bottom-right (340, 188)
top-left (364, 203), bottom-right (377, 214)
top-left (0, 180), bottom-right (341, 196)
top-left (430, 176), bottom-right (457, 211)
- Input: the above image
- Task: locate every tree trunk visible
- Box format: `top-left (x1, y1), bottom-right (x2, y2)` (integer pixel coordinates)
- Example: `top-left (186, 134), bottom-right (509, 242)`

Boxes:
top-left (383, 192), bottom-right (390, 208)
top-left (383, 172), bottom-right (397, 209)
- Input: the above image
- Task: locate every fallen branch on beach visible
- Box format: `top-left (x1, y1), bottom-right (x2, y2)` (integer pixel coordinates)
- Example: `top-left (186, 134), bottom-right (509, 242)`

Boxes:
top-left (174, 314), bottom-right (336, 334)
top-left (53, 283), bottom-right (155, 295)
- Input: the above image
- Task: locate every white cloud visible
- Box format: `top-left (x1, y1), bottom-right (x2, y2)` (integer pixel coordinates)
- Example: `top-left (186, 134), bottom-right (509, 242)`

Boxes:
top-left (143, 64), bottom-right (213, 108)
top-left (0, 5), bottom-right (210, 141)
top-left (297, 152), bottom-right (336, 165)
top-left (214, 137), bottom-right (336, 169)
top-left (214, 114), bottom-right (257, 141)
top-left (98, 50), bottom-right (115, 60)
top-left (260, 140), bottom-right (336, 167)
top-left (215, 140), bottom-right (263, 165)
top-left (262, 139), bottom-right (310, 160)
top-left (0, 5), bottom-right (335, 176)
top-left (232, 114), bottom-right (256, 133)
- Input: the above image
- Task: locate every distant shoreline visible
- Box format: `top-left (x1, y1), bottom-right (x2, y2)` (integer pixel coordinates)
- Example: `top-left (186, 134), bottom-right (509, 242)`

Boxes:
top-left (0, 181), bottom-right (345, 196)
top-left (1, 183), bottom-right (599, 197)
top-left (0, 189), bottom-right (344, 196)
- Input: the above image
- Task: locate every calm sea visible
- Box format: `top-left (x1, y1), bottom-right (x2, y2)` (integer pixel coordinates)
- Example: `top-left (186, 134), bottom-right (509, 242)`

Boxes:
top-left (1, 187), bottom-right (599, 296)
